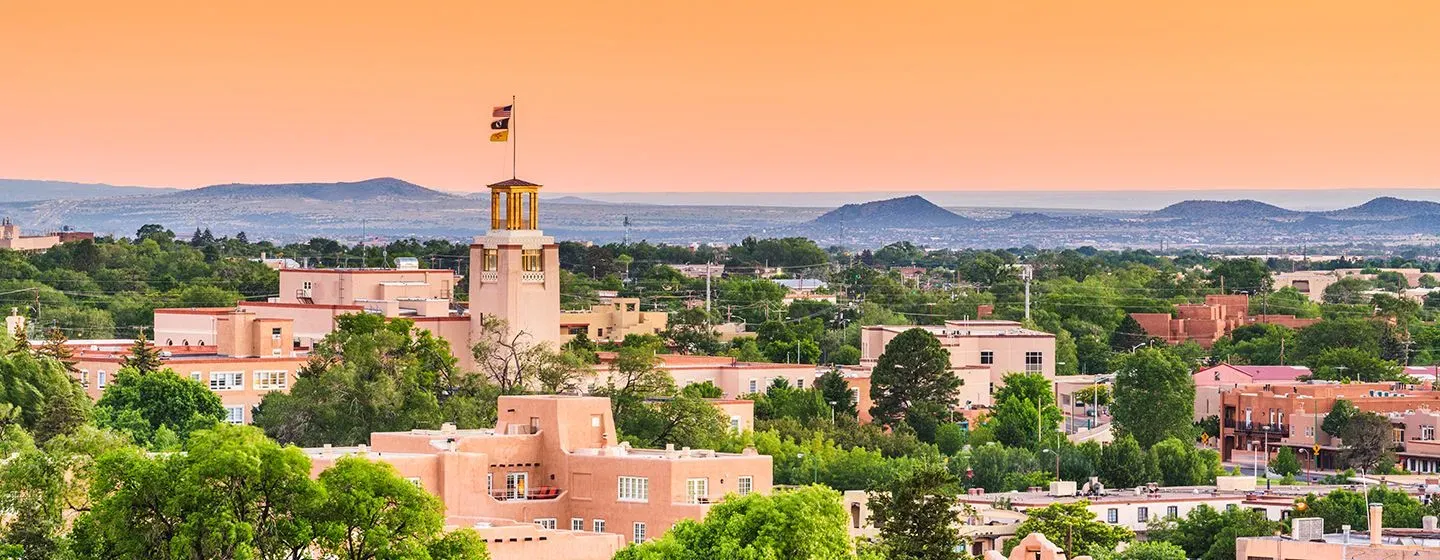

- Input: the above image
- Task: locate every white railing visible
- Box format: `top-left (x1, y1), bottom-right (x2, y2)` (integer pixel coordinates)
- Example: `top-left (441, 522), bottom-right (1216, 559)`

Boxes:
top-left (480, 271), bottom-right (499, 283)
top-left (520, 271), bottom-right (546, 284)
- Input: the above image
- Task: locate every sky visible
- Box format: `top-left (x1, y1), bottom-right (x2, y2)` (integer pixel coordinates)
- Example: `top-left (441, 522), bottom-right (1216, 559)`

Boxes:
top-left (3, 1), bottom-right (1440, 194)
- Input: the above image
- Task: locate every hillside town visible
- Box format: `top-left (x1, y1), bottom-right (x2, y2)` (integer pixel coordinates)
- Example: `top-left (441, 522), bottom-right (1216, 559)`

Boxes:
top-left (2, 176), bottom-right (1440, 560)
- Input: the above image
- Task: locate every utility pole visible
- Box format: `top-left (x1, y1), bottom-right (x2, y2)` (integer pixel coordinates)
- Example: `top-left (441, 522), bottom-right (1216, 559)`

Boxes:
top-left (705, 261), bottom-right (712, 316)
top-left (1020, 264), bottom-right (1034, 322)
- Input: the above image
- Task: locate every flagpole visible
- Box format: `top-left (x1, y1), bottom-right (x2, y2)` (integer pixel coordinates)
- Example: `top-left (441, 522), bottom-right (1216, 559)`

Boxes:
top-left (511, 94), bottom-right (517, 179)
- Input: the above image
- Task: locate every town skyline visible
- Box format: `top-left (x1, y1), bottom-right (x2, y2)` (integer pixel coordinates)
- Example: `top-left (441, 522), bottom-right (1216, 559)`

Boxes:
top-left (6, 1), bottom-right (1440, 193)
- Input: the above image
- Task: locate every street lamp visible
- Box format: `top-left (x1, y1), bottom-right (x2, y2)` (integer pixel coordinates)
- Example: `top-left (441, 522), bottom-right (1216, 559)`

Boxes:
top-left (828, 401), bottom-right (837, 425)
top-left (1042, 448), bottom-right (1060, 480)
top-left (796, 453), bottom-right (817, 483)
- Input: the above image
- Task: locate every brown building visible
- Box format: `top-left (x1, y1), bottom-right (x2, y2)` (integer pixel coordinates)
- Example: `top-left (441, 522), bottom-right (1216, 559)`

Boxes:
top-left (1131, 294), bottom-right (1320, 348)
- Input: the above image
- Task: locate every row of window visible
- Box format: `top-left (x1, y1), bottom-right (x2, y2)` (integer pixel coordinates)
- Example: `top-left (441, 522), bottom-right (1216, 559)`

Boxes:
top-left (79, 370), bottom-right (108, 389)
top-left (188, 371), bottom-right (290, 391)
top-left (531, 518), bottom-right (644, 543)
top-left (977, 351), bottom-right (1046, 374)
top-left (617, 475), bottom-right (752, 503)
top-left (746, 377), bottom-right (806, 394)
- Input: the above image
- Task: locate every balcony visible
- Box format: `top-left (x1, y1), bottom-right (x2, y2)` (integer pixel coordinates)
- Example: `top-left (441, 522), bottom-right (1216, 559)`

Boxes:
top-left (1228, 421), bottom-right (1290, 438)
top-left (520, 271), bottom-right (546, 284)
top-left (491, 486), bottom-right (563, 501)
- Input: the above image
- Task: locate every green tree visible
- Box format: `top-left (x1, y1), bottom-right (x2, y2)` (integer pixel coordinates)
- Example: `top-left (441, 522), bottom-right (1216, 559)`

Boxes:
top-left (1086, 541), bottom-right (1187, 560)
top-left (1149, 437), bottom-right (1219, 486)
top-left (1208, 259), bottom-right (1271, 294)
top-left (987, 372), bottom-right (1063, 449)
top-left (1322, 276), bottom-right (1372, 304)
top-left (313, 457), bottom-right (455, 560)
top-left (0, 426), bottom-right (129, 559)
top-left (1147, 504), bottom-right (1286, 560)
top-left (1306, 347), bottom-right (1402, 382)
top-left (614, 486), bottom-right (851, 560)
top-left (255, 314), bottom-right (472, 446)
top-left (867, 463), bottom-right (962, 560)
top-left (1109, 314), bottom-right (1150, 354)
top-left (117, 330), bottom-right (162, 374)
top-left (1098, 434), bottom-right (1150, 488)
top-left (817, 368), bottom-right (858, 419)
top-left (618, 393), bottom-right (730, 450)
top-left (94, 367), bottom-right (225, 447)
top-left (869, 329), bottom-right (957, 441)
top-left (1269, 446), bottom-right (1301, 477)
top-left (935, 424), bottom-right (965, 456)
top-left (1321, 399), bottom-right (1357, 437)
top-left (1006, 500), bottom-right (1134, 555)
top-left (1111, 348), bottom-right (1196, 448)
top-left (1338, 412), bottom-right (1394, 473)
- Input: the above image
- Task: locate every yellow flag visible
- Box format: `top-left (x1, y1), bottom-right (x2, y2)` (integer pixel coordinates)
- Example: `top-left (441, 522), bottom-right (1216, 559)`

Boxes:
top-left (490, 130), bottom-right (509, 142)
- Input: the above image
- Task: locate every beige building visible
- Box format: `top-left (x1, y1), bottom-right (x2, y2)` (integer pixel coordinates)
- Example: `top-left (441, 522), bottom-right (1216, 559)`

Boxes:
top-left (0, 218), bottom-right (93, 252)
top-left (305, 395), bottom-right (772, 555)
top-left (561, 297), bottom-right (668, 343)
top-left (1236, 508), bottom-right (1440, 560)
top-left (859, 320), bottom-right (1057, 408)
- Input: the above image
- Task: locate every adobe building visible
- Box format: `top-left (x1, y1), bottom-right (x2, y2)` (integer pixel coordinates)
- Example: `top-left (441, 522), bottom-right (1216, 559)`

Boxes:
top-left (560, 296), bottom-right (668, 343)
top-left (1130, 294), bottom-right (1319, 348)
top-left (73, 310), bottom-right (309, 424)
top-left (304, 395), bottom-right (772, 552)
top-left (1235, 508), bottom-right (1440, 560)
top-left (1217, 381), bottom-right (1440, 470)
top-left (1193, 364), bottom-right (1313, 421)
top-left (0, 218), bottom-right (93, 252)
top-left (858, 320), bottom-right (1057, 408)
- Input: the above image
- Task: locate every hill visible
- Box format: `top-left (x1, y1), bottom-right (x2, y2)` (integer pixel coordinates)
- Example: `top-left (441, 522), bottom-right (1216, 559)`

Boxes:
top-left (1323, 196), bottom-right (1440, 220)
top-left (0, 179), bottom-right (176, 202)
top-left (810, 195), bottom-right (972, 227)
top-left (166, 177), bottom-right (453, 202)
top-left (1149, 199), bottom-right (1298, 220)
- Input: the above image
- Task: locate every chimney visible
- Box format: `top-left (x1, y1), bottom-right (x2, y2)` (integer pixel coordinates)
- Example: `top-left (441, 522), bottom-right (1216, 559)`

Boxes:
top-left (322, 443), bottom-right (332, 456)
top-left (1423, 516), bottom-right (1437, 531)
top-left (1368, 503), bottom-right (1383, 545)
top-left (357, 444), bottom-right (368, 455)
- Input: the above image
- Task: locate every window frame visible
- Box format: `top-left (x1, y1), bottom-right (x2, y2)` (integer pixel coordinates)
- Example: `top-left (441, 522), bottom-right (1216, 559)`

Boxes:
top-left (209, 371), bottom-right (244, 391)
top-left (737, 475), bottom-right (753, 496)
top-left (617, 476), bottom-right (649, 503)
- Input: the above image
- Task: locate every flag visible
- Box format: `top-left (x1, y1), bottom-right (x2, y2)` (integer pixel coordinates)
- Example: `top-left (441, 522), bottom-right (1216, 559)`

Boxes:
top-left (493, 105), bottom-right (512, 118)
top-left (490, 130), bottom-right (509, 142)
top-left (490, 118), bottom-right (510, 130)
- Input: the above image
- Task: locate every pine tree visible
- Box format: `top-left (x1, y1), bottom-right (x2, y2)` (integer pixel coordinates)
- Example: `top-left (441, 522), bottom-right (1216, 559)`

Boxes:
top-left (7, 326), bottom-right (29, 357)
top-left (37, 328), bottom-right (78, 373)
top-left (120, 328), bottom-right (163, 374)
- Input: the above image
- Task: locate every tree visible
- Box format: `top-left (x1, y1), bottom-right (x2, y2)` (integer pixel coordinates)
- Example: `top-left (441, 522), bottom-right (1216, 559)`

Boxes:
top-left (596, 343), bottom-right (674, 425)
top-left (987, 373), bottom-right (1063, 449)
top-left (94, 367), bottom-right (224, 447)
top-left (1306, 347), bottom-right (1402, 382)
top-left (1111, 348), bottom-right (1196, 448)
top-left (1149, 437), bottom-right (1219, 486)
top-left (1268, 447), bottom-right (1301, 477)
top-left (1321, 399), bottom-right (1357, 437)
top-left (535, 349), bottom-right (587, 394)
top-left (1006, 500), bottom-right (1134, 555)
top-left (935, 424), bottom-right (965, 456)
top-left (1322, 277), bottom-right (1371, 304)
top-left (1146, 504), bottom-right (1286, 560)
top-left (255, 314), bottom-right (471, 446)
top-left (869, 329), bottom-right (957, 440)
top-left (1110, 314), bottom-right (1150, 353)
top-left (1297, 486), bottom-right (1440, 533)
top-left (1208, 258), bottom-right (1270, 294)
top-left (867, 463), bottom-right (962, 560)
top-left (614, 486), bottom-right (851, 560)
top-left (618, 393), bottom-right (730, 450)
top-left (118, 329), bottom-right (162, 374)
top-left (313, 457), bottom-right (452, 560)
top-left (818, 368), bottom-right (858, 419)
top-left (36, 328), bottom-right (78, 373)
top-left (0, 346), bottom-right (91, 440)
top-left (1292, 319), bottom-right (1384, 363)
top-left (1099, 434), bottom-right (1150, 488)
top-left (471, 315), bottom-right (550, 394)
top-left (1339, 412), bottom-right (1393, 473)
top-left (665, 308), bottom-right (723, 355)
top-left (1086, 541), bottom-right (1187, 560)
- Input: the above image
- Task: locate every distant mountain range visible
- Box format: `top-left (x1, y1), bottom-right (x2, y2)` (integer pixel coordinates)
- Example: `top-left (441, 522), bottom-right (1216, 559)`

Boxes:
top-left (7, 176), bottom-right (1440, 249)
top-left (0, 179), bottom-right (177, 202)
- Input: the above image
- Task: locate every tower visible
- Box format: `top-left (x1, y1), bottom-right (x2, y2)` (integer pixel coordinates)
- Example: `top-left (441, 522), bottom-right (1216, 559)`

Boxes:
top-left (469, 179), bottom-right (562, 351)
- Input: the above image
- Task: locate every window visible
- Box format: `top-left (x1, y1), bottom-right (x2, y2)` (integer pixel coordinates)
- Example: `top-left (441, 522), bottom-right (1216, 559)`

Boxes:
top-left (730, 416), bottom-right (743, 432)
top-left (80, 370), bottom-right (89, 387)
top-left (1306, 426), bottom-right (1315, 437)
top-left (522, 249), bottom-right (542, 272)
top-left (225, 405), bottom-right (245, 425)
top-left (571, 518), bottom-right (584, 531)
top-left (795, 377), bottom-right (805, 389)
top-left (850, 387), bottom-right (860, 405)
top-left (1167, 506), bottom-right (1178, 518)
top-left (406, 477), bottom-right (424, 489)
top-left (210, 372), bottom-right (244, 391)
top-left (190, 371), bottom-right (202, 382)
top-left (685, 478), bottom-right (708, 504)
top-left (1137, 507), bottom-right (1148, 521)
top-left (568, 326), bottom-right (588, 335)
top-left (506, 472), bottom-right (528, 500)
top-left (593, 519), bottom-right (606, 533)
top-left (980, 350), bottom-right (994, 365)
top-left (271, 327), bottom-right (282, 339)
top-left (748, 379), bottom-right (758, 393)
top-left (253, 370), bottom-right (288, 390)
top-left (1025, 351), bottom-right (1044, 373)
top-left (591, 415), bottom-right (602, 428)
top-left (618, 476), bottom-right (649, 502)
top-left (1106, 508), bottom-right (1118, 524)
top-left (96, 370), bottom-right (107, 389)
top-left (487, 473), bottom-right (493, 494)
top-left (632, 522), bottom-right (647, 543)
top-left (1423, 425), bottom-right (1435, 440)
top-left (1225, 504), bottom-right (1237, 512)
top-left (483, 249), bottom-right (498, 271)
top-left (535, 518), bottom-right (557, 530)
top-left (738, 476), bottom-right (753, 496)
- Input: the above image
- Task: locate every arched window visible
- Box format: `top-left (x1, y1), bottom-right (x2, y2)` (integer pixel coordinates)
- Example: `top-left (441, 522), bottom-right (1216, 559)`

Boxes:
top-left (182, 339), bottom-right (189, 346)
top-left (850, 503), bottom-right (861, 529)
top-left (165, 339), bottom-right (173, 346)
top-left (198, 339), bottom-right (205, 346)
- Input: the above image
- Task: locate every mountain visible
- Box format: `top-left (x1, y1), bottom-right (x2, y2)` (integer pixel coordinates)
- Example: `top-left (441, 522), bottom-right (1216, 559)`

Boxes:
top-left (0, 179), bottom-right (176, 202)
top-left (810, 195), bottom-right (972, 227)
top-left (1149, 199), bottom-right (1298, 220)
top-left (165, 177), bottom-right (453, 202)
top-left (1324, 197), bottom-right (1440, 220)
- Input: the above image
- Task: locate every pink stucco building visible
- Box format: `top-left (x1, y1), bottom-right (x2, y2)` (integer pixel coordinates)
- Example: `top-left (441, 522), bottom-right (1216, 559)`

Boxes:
top-left (1131, 294), bottom-right (1320, 349)
top-left (304, 395), bottom-right (772, 555)
top-left (1193, 364), bottom-right (1313, 421)
top-left (0, 218), bottom-right (92, 252)
top-left (858, 320), bottom-right (1057, 409)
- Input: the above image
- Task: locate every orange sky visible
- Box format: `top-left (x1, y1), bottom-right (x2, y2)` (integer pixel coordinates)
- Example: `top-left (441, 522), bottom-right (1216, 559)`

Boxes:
top-left (3, 1), bottom-right (1440, 193)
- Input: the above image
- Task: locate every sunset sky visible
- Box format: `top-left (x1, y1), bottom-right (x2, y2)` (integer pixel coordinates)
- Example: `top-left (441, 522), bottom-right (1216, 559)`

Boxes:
top-left (4, 1), bottom-right (1440, 193)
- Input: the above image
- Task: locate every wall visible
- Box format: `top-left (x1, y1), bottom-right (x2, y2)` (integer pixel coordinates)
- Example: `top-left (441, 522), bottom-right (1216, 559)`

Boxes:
top-left (74, 354), bottom-right (307, 424)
